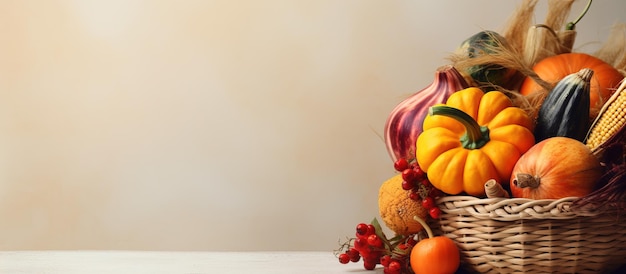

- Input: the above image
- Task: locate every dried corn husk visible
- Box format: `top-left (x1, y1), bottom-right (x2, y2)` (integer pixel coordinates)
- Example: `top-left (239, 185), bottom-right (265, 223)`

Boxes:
top-left (586, 78), bottom-right (626, 156)
top-left (524, 24), bottom-right (561, 66)
top-left (524, 0), bottom-right (576, 66)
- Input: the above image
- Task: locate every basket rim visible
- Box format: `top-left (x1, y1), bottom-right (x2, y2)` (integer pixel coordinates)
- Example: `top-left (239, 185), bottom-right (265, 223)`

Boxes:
top-left (435, 195), bottom-right (614, 220)
top-left (437, 195), bottom-right (578, 205)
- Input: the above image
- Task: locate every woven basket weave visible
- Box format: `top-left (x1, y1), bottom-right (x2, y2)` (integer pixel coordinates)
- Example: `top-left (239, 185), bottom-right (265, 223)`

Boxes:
top-left (431, 195), bottom-right (626, 274)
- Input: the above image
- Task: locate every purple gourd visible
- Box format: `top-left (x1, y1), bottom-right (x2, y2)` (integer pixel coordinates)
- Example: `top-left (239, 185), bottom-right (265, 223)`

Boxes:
top-left (384, 65), bottom-right (470, 163)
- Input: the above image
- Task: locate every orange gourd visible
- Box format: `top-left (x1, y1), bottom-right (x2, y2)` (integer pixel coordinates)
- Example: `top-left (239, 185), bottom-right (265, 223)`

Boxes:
top-left (378, 174), bottom-right (428, 235)
top-left (519, 53), bottom-right (624, 118)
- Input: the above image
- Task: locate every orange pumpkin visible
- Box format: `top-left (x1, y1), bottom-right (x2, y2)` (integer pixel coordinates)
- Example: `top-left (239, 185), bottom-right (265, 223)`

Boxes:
top-left (519, 53), bottom-right (624, 118)
top-left (509, 137), bottom-right (604, 199)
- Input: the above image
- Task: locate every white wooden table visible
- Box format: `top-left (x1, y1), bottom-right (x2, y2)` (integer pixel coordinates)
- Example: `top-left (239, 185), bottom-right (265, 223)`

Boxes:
top-left (0, 251), bottom-right (382, 274)
top-left (3, 251), bottom-right (624, 273)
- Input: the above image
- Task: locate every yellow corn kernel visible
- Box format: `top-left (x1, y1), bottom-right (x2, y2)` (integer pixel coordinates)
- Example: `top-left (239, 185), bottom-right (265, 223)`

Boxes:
top-left (585, 79), bottom-right (626, 151)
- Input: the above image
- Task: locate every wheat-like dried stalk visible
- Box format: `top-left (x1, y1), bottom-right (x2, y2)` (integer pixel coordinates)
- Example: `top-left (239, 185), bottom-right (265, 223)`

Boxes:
top-left (595, 24), bottom-right (626, 75)
top-left (501, 0), bottom-right (538, 54)
top-left (545, 0), bottom-right (575, 31)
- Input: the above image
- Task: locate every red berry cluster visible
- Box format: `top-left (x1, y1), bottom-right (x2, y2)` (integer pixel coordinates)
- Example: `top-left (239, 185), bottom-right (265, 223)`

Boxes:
top-left (336, 220), bottom-right (415, 273)
top-left (394, 158), bottom-right (442, 219)
top-left (380, 237), bottom-right (417, 274)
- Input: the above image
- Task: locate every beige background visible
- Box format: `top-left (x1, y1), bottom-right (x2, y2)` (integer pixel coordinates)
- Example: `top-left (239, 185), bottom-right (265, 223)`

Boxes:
top-left (0, 0), bottom-right (623, 251)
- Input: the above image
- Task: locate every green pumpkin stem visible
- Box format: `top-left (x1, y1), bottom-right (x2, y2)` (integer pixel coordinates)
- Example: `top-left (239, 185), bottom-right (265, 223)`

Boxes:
top-left (566, 0), bottom-right (592, 30)
top-left (429, 105), bottom-right (490, 149)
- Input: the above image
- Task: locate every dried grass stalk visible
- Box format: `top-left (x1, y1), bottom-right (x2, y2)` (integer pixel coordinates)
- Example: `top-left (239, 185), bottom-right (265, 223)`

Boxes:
top-left (501, 0), bottom-right (538, 53)
top-left (545, 0), bottom-right (575, 31)
top-left (558, 29), bottom-right (577, 54)
top-left (594, 24), bottom-right (626, 75)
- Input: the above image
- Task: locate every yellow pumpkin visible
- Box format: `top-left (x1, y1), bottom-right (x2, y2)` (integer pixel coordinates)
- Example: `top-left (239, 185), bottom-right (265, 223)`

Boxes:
top-left (416, 87), bottom-right (535, 196)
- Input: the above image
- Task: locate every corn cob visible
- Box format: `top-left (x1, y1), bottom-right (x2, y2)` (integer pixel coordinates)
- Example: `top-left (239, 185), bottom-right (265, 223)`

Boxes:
top-left (585, 78), bottom-right (626, 152)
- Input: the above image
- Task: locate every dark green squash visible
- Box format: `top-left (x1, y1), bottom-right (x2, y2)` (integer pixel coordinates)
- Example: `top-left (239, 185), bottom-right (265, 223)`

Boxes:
top-left (534, 68), bottom-right (593, 142)
top-left (457, 31), bottom-right (518, 90)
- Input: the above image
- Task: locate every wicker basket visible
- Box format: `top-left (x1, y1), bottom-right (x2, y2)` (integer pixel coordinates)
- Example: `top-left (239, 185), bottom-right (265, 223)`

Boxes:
top-left (430, 195), bottom-right (626, 274)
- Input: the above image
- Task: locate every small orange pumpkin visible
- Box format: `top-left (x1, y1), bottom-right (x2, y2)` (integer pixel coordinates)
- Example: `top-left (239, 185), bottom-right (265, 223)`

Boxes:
top-left (410, 216), bottom-right (460, 274)
top-left (519, 53), bottom-right (624, 117)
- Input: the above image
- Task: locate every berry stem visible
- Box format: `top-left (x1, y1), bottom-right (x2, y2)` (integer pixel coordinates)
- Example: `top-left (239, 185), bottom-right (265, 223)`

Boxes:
top-left (413, 215), bottom-right (433, 239)
top-left (370, 218), bottom-right (393, 249)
